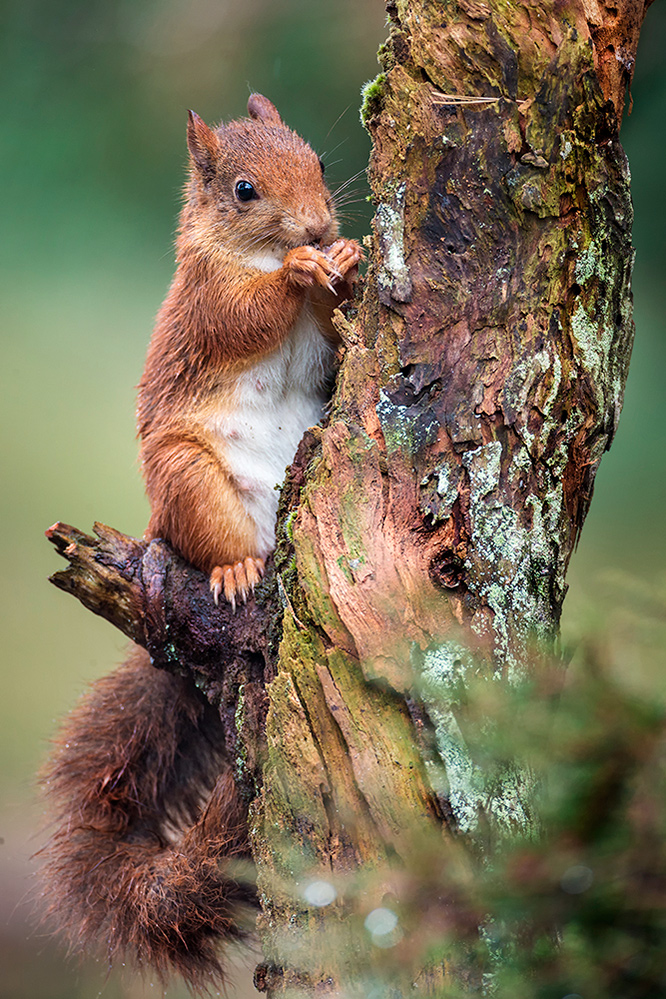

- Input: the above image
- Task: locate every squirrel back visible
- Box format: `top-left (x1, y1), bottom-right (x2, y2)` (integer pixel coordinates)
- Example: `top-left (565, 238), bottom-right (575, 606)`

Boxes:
top-left (39, 94), bottom-right (361, 990)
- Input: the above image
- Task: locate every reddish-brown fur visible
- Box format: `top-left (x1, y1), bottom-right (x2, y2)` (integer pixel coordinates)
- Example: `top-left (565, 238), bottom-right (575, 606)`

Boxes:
top-left (40, 647), bottom-right (252, 990)
top-left (137, 95), bottom-right (361, 601)
top-left (39, 95), bottom-right (362, 990)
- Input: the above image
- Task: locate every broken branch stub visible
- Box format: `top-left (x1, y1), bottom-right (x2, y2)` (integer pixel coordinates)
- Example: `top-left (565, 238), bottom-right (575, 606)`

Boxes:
top-left (45, 521), bottom-right (271, 752)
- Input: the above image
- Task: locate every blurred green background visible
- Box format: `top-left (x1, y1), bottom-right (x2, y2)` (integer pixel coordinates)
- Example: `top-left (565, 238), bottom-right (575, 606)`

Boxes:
top-left (0, 2), bottom-right (663, 996)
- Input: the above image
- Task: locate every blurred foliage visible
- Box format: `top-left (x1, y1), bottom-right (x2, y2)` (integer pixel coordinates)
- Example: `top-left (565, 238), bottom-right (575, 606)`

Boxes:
top-left (288, 579), bottom-right (666, 997)
top-left (0, 1), bottom-right (664, 996)
top-left (1, 0), bottom-right (382, 279)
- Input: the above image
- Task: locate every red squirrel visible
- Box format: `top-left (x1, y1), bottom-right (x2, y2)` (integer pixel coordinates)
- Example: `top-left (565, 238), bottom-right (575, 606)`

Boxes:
top-left (39, 94), bottom-right (362, 990)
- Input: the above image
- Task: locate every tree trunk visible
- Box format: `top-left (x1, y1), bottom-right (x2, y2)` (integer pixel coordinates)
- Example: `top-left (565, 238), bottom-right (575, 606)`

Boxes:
top-left (47, 1), bottom-right (654, 995)
top-left (252, 1), bottom-right (651, 995)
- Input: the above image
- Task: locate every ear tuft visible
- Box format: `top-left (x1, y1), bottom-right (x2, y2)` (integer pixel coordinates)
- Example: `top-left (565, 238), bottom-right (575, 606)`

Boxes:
top-left (247, 94), bottom-right (283, 126)
top-left (186, 110), bottom-right (218, 184)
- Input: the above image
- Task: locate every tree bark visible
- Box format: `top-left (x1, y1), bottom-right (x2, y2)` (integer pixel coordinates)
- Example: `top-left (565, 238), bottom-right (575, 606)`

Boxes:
top-left (47, 1), bottom-right (653, 995)
top-left (252, 0), bottom-right (651, 995)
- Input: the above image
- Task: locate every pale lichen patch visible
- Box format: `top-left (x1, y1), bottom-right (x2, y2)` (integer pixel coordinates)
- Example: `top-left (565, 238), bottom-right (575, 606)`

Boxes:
top-left (560, 137), bottom-right (573, 160)
top-left (501, 349), bottom-right (556, 444)
top-left (461, 442), bottom-right (560, 678)
top-left (570, 302), bottom-right (613, 404)
top-left (575, 242), bottom-right (600, 285)
top-left (377, 384), bottom-right (440, 456)
top-left (419, 462), bottom-right (463, 524)
top-left (375, 182), bottom-right (413, 305)
top-left (462, 441), bottom-right (503, 504)
top-left (419, 641), bottom-right (535, 836)
top-left (419, 641), bottom-right (486, 834)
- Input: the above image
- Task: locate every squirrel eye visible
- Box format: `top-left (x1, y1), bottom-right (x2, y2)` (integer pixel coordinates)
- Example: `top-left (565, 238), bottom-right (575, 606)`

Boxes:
top-left (234, 180), bottom-right (258, 202)
top-left (318, 158), bottom-right (325, 176)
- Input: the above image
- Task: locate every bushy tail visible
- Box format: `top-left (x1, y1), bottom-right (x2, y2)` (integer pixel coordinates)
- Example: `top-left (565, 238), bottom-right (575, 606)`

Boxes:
top-left (38, 645), bottom-right (253, 991)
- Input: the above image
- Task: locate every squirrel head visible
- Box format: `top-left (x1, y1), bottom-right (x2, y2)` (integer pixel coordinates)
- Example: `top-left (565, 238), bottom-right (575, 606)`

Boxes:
top-left (182, 95), bottom-right (338, 260)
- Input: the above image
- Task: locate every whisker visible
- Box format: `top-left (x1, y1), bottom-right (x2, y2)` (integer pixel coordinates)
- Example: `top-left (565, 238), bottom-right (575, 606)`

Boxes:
top-left (337, 208), bottom-right (361, 221)
top-left (324, 105), bottom-right (353, 143)
top-left (331, 168), bottom-right (368, 198)
top-left (333, 196), bottom-right (370, 213)
top-left (333, 189), bottom-right (368, 203)
top-left (320, 139), bottom-right (349, 166)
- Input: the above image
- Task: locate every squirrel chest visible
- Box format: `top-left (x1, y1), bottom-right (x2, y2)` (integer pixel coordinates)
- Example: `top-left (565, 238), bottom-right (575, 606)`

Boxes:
top-left (200, 304), bottom-right (334, 556)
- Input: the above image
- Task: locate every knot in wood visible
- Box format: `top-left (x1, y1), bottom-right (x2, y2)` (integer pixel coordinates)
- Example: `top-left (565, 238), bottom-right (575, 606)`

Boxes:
top-left (429, 548), bottom-right (466, 590)
top-left (253, 962), bottom-right (283, 993)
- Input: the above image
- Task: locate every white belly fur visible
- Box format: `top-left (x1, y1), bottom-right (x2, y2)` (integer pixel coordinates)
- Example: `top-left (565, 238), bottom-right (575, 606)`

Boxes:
top-left (205, 307), bottom-right (334, 557)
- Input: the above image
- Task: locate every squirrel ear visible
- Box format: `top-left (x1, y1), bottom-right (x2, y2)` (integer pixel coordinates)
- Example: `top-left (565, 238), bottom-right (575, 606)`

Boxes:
top-left (247, 93), bottom-right (283, 126)
top-left (187, 110), bottom-right (218, 184)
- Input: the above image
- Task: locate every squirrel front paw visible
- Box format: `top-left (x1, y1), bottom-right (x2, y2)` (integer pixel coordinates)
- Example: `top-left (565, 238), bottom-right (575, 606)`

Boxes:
top-left (210, 557), bottom-right (265, 610)
top-left (323, 238), bottom-right (364, 280)
top-left (283, 245), bottom-right (343, 294)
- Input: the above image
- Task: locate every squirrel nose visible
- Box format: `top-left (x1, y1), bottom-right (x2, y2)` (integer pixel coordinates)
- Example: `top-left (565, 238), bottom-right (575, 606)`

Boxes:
top-left (303, 216), bottom-right (332, 245)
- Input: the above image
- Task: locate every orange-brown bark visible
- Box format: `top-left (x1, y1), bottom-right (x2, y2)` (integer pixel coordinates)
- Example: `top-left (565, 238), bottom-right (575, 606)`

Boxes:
top-left (253, 0), bottom-right (653, 994)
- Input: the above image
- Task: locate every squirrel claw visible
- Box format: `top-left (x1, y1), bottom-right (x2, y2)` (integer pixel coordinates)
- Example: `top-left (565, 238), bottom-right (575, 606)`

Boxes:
top-left (284, 244), bottom-right (345, 293)
top-left (210, 575), bottom-right (223, 607)
top-left (245, 556), bottom-right (265, 590)
top-left (209, 557), bottom-right (265, 611)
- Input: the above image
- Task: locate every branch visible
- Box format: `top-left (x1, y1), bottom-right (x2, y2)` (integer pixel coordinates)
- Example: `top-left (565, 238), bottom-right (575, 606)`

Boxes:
top-left (45, 521), bottom-right (271, 702)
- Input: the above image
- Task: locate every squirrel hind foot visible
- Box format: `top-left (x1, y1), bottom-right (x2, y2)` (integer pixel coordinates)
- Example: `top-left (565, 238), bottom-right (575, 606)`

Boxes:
top-left (210, 558), bottom-right (265, 609)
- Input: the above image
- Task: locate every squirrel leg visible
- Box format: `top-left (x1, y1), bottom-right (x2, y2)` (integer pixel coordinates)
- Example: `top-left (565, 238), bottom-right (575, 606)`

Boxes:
top-left (143, 430), bottom-right (265, 607)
